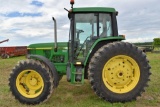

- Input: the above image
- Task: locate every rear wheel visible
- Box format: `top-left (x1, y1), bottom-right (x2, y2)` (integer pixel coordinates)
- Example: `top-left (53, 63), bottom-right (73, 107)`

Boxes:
top-left (88, 42), bottom-right (151, 102)
top-left (9, 59), bottom-right (54, 104)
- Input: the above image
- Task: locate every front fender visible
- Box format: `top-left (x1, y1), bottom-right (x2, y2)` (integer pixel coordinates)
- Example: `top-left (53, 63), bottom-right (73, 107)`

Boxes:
top-left (27, 54), bottom-right (59, 87)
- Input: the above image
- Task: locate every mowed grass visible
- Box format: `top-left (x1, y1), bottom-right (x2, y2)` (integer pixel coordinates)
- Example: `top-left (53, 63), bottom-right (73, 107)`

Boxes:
top-left (0, 53), bottom-right (160, 107)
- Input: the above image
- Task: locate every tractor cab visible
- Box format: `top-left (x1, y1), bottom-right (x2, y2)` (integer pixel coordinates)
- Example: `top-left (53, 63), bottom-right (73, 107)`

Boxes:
top-left (68, 7), bottom-right (122, 64)
top-left (63, 7), bottom-right (125, 83)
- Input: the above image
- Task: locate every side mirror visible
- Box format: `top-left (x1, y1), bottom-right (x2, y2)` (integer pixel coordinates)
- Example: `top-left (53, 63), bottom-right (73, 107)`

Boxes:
top-left (116, 11), bottom-right (118, 16)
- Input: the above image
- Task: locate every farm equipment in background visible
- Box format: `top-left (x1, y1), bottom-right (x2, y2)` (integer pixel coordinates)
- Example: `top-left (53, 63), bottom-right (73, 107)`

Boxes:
top-left (0, 39), bottom-right (27, 59)
top-left (0, 46), bottom-right (27, 59)
top-left (0, 39), bottom-right (9, 44)
top-left (134, 38), bottom-right (160, 53)
top-left (133, 42), bottom-right (154, 52)
top-left (8, 0), bottom-right (151, 105)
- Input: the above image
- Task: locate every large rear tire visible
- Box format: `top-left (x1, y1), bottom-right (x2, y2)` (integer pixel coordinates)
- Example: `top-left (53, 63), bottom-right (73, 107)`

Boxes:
top-left (9, 59), bottom-right (54, 104)
top-left (88, 42), bottom-right (151, 102)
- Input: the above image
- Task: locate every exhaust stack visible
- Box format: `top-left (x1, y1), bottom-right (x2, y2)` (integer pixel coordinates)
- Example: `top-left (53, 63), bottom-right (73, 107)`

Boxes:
top-left (52, 17), bottom-right (58, 52)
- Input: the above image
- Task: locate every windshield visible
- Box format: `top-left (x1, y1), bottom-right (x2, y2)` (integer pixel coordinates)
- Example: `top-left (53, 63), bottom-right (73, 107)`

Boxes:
top-left (74, 13), bottom-right (97, 44)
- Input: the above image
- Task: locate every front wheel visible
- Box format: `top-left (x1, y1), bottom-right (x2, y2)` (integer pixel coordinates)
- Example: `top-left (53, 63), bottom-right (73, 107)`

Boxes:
top-left (88, 42), bottom-right (151, 102)
top-left (9, 59), bottom-right (54, 104)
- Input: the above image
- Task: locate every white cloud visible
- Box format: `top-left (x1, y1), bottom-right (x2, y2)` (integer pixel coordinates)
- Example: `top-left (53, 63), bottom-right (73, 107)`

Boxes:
top-left (0, 0), bottom-right (39, 13)
top-left (125, 37), bottom-right (155, 43)
top-left (62, 23), bottom-right (70, 29)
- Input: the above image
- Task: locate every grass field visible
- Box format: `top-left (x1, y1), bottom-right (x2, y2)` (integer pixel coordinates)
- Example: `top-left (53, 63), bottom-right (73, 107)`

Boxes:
top-left (0, 53), bottom-right (160, 107)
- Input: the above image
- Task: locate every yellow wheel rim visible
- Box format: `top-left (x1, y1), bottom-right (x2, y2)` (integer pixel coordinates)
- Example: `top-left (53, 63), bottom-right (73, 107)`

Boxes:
top-left (16, 70), bottom-right (44, 98)
top-left (102, 55), bottom-right (140, 93)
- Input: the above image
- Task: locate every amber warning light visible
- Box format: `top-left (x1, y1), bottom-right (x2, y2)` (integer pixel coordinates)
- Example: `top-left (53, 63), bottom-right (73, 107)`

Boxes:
top-left (70, 0), bottom-right (74, 4)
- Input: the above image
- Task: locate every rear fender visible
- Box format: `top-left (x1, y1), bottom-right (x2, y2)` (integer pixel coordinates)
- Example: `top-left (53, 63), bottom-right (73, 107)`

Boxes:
top-left (84, 37), bottom-right (124, 65)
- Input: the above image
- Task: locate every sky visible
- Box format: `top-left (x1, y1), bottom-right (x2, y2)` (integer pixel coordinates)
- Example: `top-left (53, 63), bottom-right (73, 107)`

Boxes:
top-left (0, 0), bottom-right (160, 46)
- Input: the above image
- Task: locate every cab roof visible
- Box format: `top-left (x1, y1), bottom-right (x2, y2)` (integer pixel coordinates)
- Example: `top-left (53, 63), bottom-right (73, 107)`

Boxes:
top-left (72, 7), bottom-right (116, 13)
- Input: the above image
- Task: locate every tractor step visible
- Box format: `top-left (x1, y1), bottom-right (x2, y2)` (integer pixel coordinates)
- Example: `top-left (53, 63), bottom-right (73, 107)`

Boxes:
top-left (70, 64), bottom-right (84, 84)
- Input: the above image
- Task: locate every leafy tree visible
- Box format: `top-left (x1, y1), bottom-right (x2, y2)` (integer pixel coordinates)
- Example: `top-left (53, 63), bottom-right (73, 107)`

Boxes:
top-left (153, 38), bottom-right (160, 46)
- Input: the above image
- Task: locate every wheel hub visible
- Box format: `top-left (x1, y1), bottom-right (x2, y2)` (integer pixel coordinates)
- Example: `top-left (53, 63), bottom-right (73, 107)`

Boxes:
top-left (117, 71), bottom-right (124, 78)
top-left (30, 78), bottom-right (38, 86)
top-left (102, 55), bottom-right (140, 93)
top-left (16, 70), bottom-right (44, 98)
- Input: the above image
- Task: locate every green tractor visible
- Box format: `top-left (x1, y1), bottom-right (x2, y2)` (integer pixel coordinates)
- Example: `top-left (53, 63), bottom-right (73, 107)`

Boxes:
top-left (9, 0), bottom-right (151, 105)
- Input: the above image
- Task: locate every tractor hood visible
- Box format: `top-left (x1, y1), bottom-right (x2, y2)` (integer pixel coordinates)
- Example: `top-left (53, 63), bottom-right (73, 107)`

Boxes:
top-left (27, 42), bottom-right (68, 50)
top-left (27, 42), bottom-right (68, 61)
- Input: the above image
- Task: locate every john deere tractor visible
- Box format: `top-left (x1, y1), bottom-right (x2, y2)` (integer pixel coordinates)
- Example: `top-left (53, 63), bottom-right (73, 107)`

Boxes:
top-left (9, 0), bottom-right (151, 105)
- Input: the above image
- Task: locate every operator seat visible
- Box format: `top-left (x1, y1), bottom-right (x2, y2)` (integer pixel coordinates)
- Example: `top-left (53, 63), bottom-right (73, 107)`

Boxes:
top-left (100, 16), bottom-right (107, 38)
